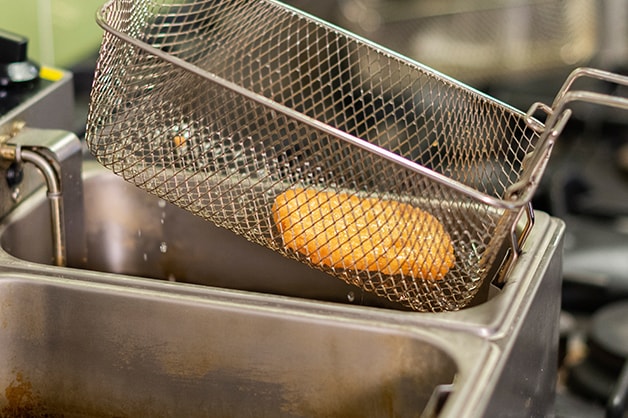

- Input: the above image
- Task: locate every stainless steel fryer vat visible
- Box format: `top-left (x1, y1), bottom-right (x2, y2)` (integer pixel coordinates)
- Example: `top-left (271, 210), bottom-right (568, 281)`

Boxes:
top-left (0, 272), bottom-right (470, 417)
top-left (0, 142), bottom-right (565, 416)
top-left (1, 159), bottom-right (562, 333)
top-left (0, 207), bottom-right (563, 417)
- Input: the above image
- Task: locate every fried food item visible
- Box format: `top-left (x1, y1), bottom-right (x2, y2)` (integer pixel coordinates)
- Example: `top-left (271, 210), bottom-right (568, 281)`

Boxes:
top-left (272, 188), bottom-right (455, 280)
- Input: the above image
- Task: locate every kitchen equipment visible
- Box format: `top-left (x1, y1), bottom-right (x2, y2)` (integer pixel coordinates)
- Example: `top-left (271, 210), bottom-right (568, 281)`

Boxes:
top-left (0, 272), bottom-right (467, 417)
top-left (86, 0), bottom-right (627, 312)
top-left (0, 30), bottom-right (76, 221)
top-left (0, 31), bottom-right (84, 269)
top-left (1, 160), bottom-right (561, 322)
top-left (0, 23), bottom-right (566, 413)
top-left (0, 170), bottom-right (566, 416)
top-left (335, 0), bottom-right (599, 86)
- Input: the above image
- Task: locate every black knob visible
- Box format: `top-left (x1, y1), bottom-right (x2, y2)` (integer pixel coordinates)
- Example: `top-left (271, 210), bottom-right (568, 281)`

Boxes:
top-left (0, 29), bottom-right (39, 86)
top-left (5, 161), bottom-right (24, 188)
top-left (0, 29), bottom-right (28, 64)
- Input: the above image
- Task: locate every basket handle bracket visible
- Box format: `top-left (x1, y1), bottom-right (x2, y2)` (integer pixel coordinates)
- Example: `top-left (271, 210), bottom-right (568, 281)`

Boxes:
top-left (495, 202), bottom-right (535, 284)
top-left (507, 67), bottom-right (628, 204)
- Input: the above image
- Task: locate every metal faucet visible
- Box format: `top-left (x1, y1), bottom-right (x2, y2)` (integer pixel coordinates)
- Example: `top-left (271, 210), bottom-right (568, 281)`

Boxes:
top-left (0, 121), bottom-right (84, 267)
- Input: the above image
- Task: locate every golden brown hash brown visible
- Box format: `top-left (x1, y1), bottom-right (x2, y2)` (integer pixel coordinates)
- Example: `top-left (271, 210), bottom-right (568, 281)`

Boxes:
top-left (272, 187), bottom-right (455, 280)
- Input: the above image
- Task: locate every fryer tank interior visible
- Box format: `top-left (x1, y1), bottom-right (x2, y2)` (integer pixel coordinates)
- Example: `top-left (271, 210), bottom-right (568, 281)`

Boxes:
top-left (0, 274), bottom-right (465, 417)
top-left (0, 157), bottom-right (565, 417)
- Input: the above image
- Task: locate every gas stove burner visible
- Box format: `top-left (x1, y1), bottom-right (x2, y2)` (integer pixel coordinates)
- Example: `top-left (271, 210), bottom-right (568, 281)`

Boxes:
top-left (567, 301), bottom-right (628, 415)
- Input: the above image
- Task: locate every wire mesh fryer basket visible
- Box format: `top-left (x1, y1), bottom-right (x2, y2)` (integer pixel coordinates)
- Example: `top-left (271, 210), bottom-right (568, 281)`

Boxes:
top-left (87, 0), bottom-right (558, 312)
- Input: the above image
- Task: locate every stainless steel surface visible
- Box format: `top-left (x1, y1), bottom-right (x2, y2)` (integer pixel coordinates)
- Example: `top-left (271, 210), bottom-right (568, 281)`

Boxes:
top-left (0, 272), bottom-right (487, 417)
top-left (0, 70), bottom-right (74, 133)
top-left (0, 6), bottom-right (572, 414)
top-left (86, 0), bottom-right (564, 311)
top-left (1, 160), bottom-right (409, 309)
top-left (0, 156), bottom-right (565, 416)
top-left (0, 160), bottom-right (558, 329)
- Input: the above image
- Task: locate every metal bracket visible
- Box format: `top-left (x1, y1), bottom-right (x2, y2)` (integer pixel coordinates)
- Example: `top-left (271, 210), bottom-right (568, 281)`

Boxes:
top-left (510, 68), bottom-right (628, 204)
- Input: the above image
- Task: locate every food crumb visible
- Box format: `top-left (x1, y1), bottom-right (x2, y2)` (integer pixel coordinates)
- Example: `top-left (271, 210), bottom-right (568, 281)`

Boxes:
top-left (173, 135), bottom-right (186, 148)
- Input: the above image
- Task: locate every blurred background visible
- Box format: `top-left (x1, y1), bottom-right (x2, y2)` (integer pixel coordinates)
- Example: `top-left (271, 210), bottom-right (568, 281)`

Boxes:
top-left (0, 0), bottom-right (104, 68)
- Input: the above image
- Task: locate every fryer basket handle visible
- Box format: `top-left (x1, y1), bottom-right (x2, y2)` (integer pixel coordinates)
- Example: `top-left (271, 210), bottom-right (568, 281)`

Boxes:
top-left (507, 68), bottom-right (628, 203)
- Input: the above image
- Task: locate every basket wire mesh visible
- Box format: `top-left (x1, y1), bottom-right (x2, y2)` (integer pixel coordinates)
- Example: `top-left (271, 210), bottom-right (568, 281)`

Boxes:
top-left (87, 0), bottom-right (565, 312)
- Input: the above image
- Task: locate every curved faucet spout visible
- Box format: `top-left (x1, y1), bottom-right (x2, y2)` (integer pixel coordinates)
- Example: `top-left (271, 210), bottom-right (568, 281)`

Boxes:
top-left (1, 140), bottom-right (67, 267)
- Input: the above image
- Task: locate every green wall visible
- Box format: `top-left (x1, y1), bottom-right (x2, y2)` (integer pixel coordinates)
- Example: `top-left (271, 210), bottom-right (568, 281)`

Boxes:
top-left (0, 0), bottom-right (105, 68)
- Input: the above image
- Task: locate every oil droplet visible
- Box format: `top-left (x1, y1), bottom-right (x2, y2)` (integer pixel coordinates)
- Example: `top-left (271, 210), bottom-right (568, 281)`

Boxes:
top-left (10, 188), bottom-right (20, 202)
top-left (159, 242), bottom-right (168, 253)
top-left (158, 199), bottom-right (166, 208)
top-left (347, 291), bottom-right (355, 303)
top-left (137, 229), bottom-right (142, 237)
top-left (143, 253), bottom-right (148, 262)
